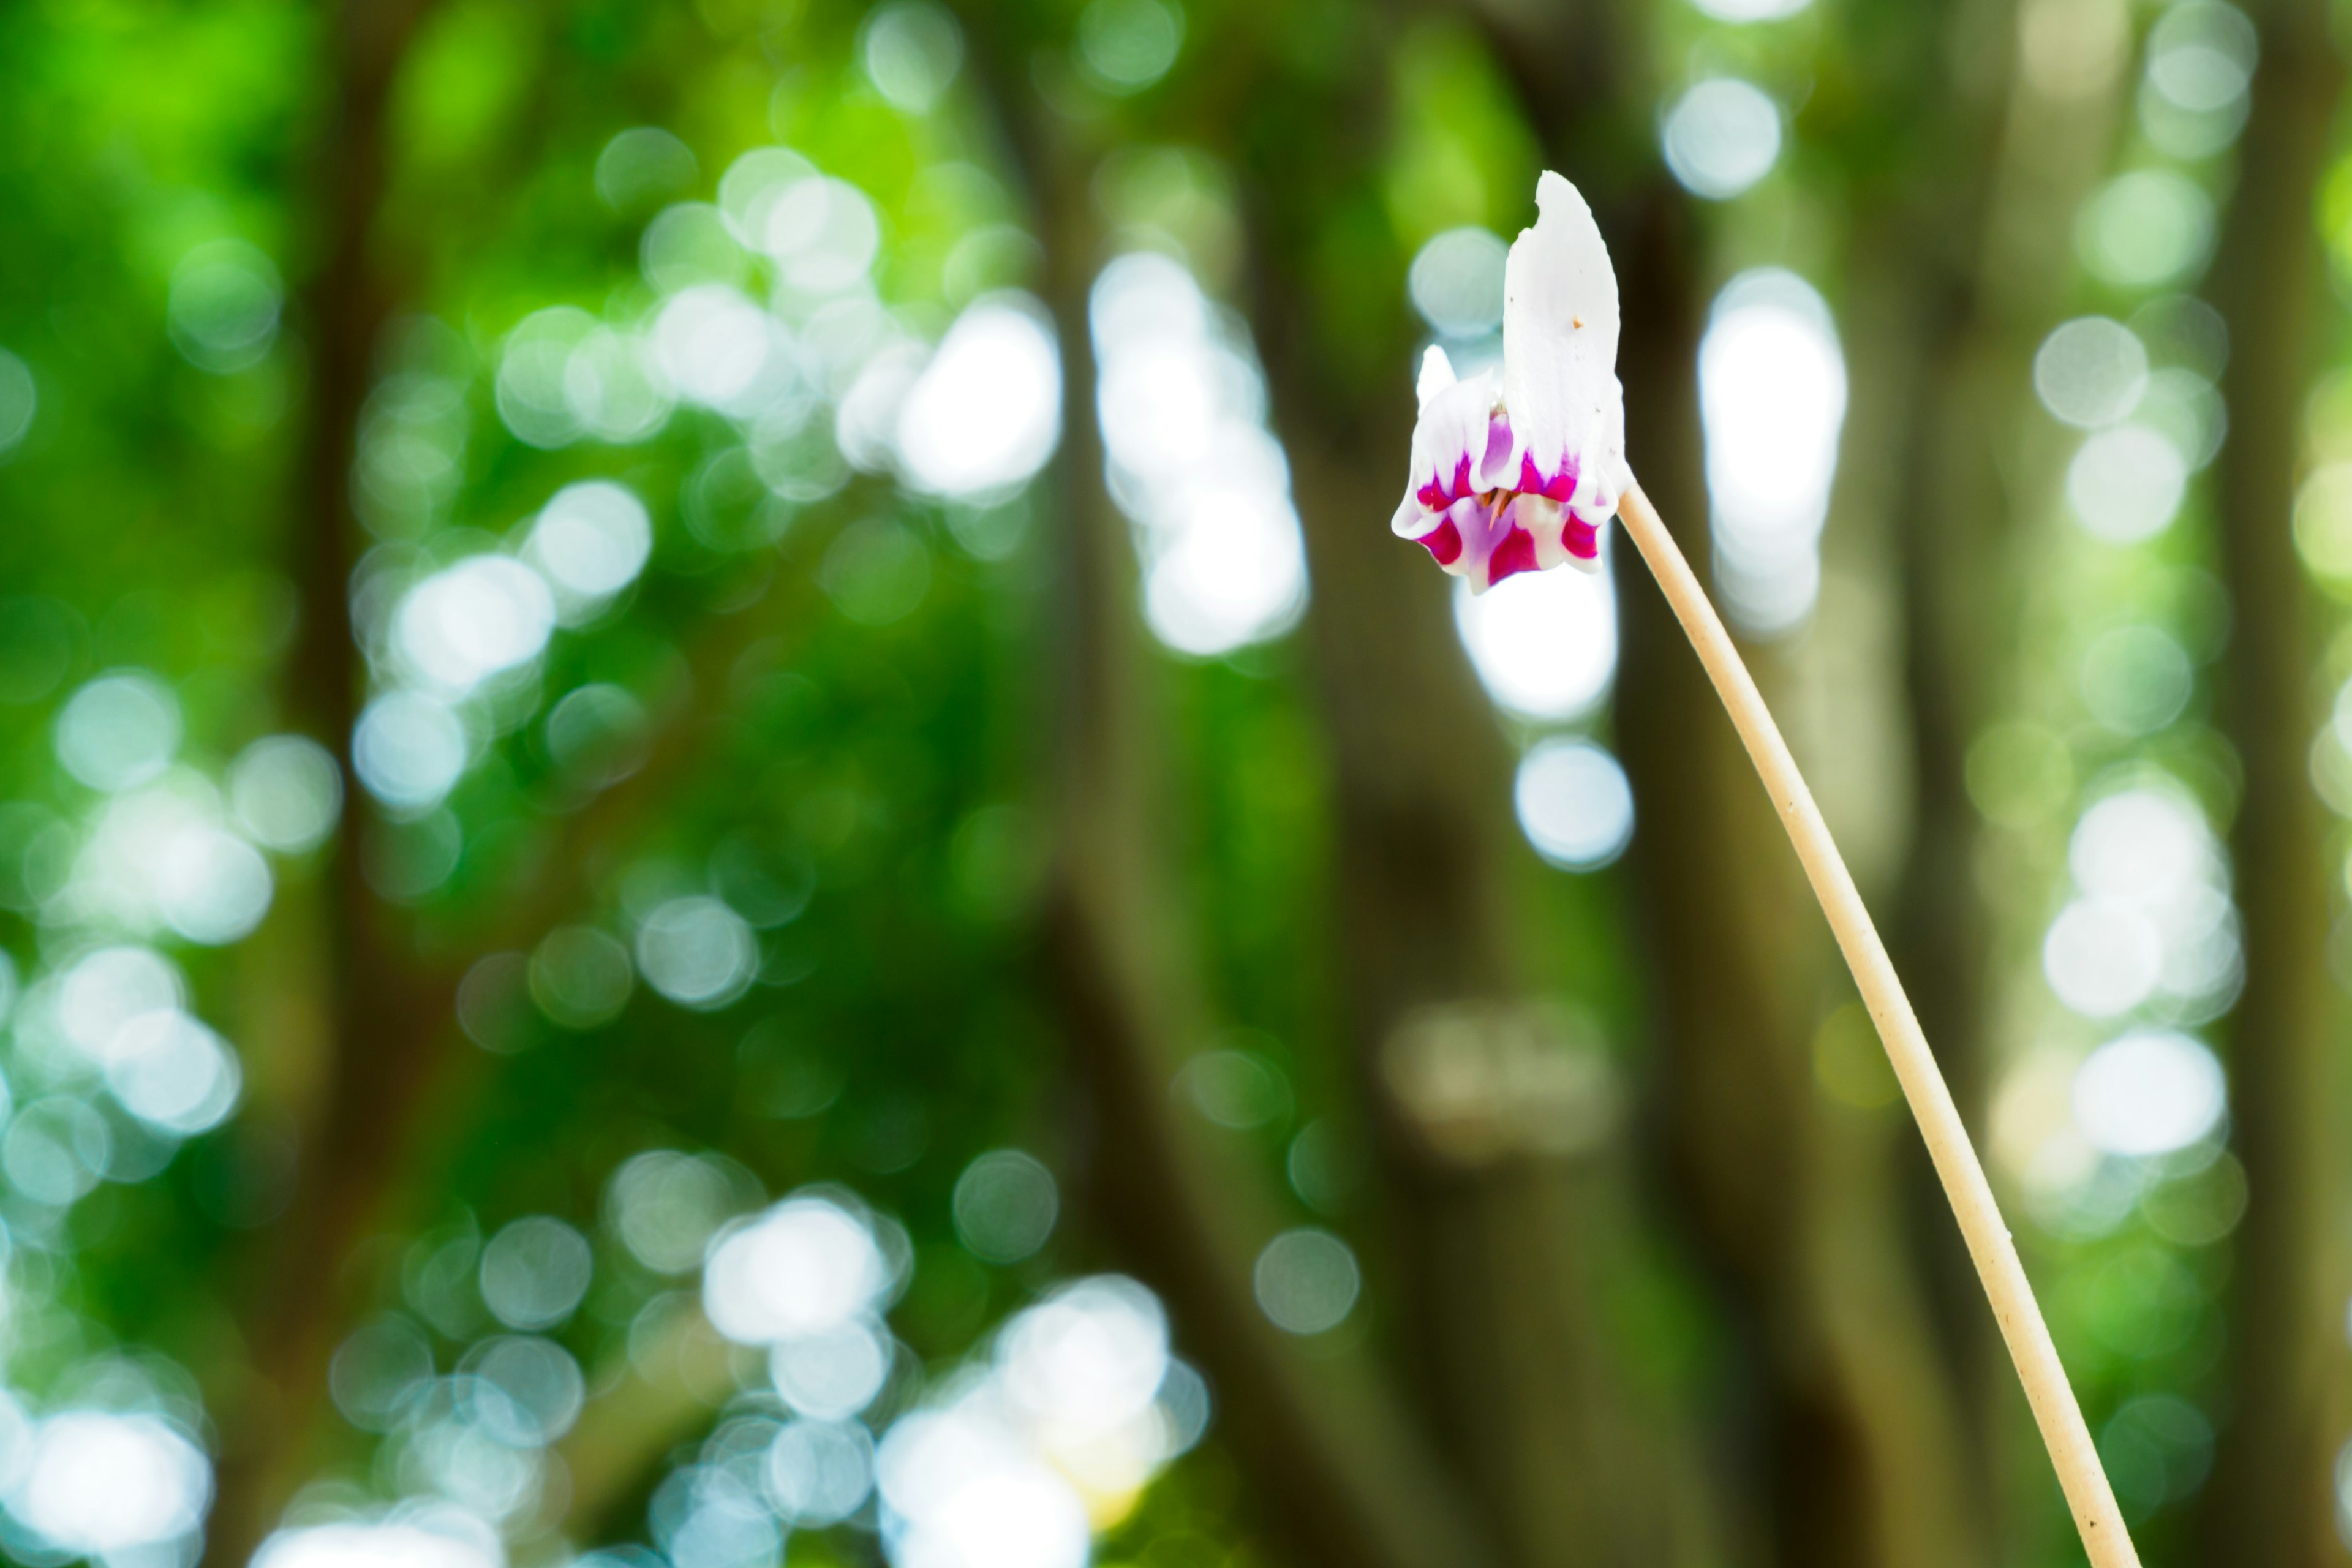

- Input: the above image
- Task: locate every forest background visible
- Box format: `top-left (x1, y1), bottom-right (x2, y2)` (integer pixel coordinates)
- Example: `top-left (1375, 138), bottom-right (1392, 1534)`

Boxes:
top-left (0, 0), bottom-right (2343, 1564)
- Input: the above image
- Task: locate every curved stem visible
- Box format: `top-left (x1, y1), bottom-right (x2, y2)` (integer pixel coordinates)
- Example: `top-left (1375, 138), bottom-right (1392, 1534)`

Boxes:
top-left (1616, 482), bottom-right (2138, 1568)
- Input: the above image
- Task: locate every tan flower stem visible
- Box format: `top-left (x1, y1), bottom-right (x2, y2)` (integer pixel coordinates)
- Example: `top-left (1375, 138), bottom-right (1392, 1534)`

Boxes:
top-left (1617, 482), bottom-right (2140, 1568)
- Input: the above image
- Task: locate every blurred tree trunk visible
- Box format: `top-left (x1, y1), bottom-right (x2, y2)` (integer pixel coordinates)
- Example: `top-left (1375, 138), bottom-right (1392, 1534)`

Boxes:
top-left (2198, 0), bottom-right (2350, 1559)
top-left (1846, 1), bottom-right (2133, 1551)
top-left (205, 0), bottom-right (445, 1558)
top-left (1457, 4), bottom-right (1997, 1562)
top-left (955, 17), bottom-right (1513, 1568)
top-left (1196, 12), bottom-right (1716, 1565)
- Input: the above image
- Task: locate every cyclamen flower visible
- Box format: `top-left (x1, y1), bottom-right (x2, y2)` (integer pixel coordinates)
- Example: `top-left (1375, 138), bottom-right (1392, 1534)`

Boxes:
top-left (1392, 172), bottom-right (1632, 592)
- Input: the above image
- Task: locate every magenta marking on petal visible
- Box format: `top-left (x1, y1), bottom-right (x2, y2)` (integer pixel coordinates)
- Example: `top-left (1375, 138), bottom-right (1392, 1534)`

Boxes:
top-left (1420, 516), bottom-right (1463, 567)
top-left (1564, 517), bottom-right (1599, 559)
top-left (1482, 415), bottom-right (1513, 477)
top-left (1515, 453), bottom-right (1578, 503)
top-left (1487, 527), bottom-right (1539, 587)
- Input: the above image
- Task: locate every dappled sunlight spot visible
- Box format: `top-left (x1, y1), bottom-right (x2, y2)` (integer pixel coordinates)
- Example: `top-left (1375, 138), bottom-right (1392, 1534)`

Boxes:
top-left (2068, 424), bottom-right (2187, 543)
top-left (1513, 738), bottom-right (1635, 870)
top-left (1664, 80), bottom-right (1781, 200)
top-left (524, 480), bottom-right (654, 617)
top-left (61, 773), bottom-right (274, 942)
top-left (353, 692), bottom-right (470, 813)
top-left (2043, 898), bottom-right (2163, 1017)
top-left (771, 1319), bottom-right (893, 1419)
top-left (2073, 1031), bottom-right (2226, 1158)
top-left (230, 735), bottom-right (344, 853)
top-left (1251, 1229), bottom-right (1360, 1336)
top-left (496, 307), bottom-right (599, 448)
top-left (2036, 316), bottom-right (2149, 429)
top-left (607, 1150), bottom-right (759, 1275)
top-left (330, 1314), bottom-right (436, 1433)
top-left (1172, 1049), bottom-right (1290, 1131)
top-left (766, 1420), bottom-right (875, 1525)
top-left (529, 924), bottom-right (634, 1029)
top-left (654, 1461), bottom-right (780, 1568)
top-left (0, 349), bottom-right (34, 459)
top-left (705, 1194), bottom-right (892, 1344)
top-left (566, 327), bottom-right (676, 444)
top-left (102, 1009), bottom-right (241, 1134)
top-left (168, 239), bottom-right (282, 375)
top-left (56, 671), bottom-right (181, 794)
top-left (2141, 2), bottom-right (2256, 157)
top-left (478, 1216), bottom-right (593, 1332)
top-left (1700, 270), bottom-right (1846, 634)
top-left (763, 178), bottom-right (884, 295)
top-left (461, 1336), bottom-right (585, 1446)
top-left (2046, 783), bottom-right (2241, 1020)
top-left (597, 126), bottom-right (698, 213)
top-left (6, 1408), bottom-right (209, 1558)
top-left (1076, 0), bottom-right (1185, 94)
top-left (391, 556), bottom-right (556, 698)
top-left (2082, 624), bottom-right (2192, 734)
top-left (636, 896), bottom-right (760, 1009)
top-left (252, 1504), bottom-right (505, 1568)
top-left (1408, 228), bottom-right (1509, 337)
top-left (896, 298), bottom-right (1061, 497)
top-left (862, 2), bottom-right (965, 114)
top-left (655, 285), bottom-right (779, 412)
top-left (2078, 170), bottom-right (2214, 290)
top-left (643, 203), bottom-right (750, 296)
top-left (1091, 253), bottom-right (1306, 655)
top-left (952, 1149), bottom-right (1059, 1263)
top-left (1454, 557), bottom-right (1617, 720)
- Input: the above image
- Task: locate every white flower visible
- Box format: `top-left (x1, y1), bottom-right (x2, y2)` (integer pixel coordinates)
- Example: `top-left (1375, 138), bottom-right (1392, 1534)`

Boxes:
top-left (1392, 172), bottom-right (1631, 592)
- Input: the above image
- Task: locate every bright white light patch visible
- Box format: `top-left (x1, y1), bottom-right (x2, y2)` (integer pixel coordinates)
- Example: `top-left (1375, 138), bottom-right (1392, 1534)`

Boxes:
top-left (655, 285), bottom-right (775, 409)
top-left (1700, 270), bottom-right (1847, 635)
top-left (766, 1420), bottom-right (874, 1525)
top-left (2043, 897), bottom-right (2162, 1017)
top-left (770, 1319), bottom-right (892, 1419)
top-left (526, 480), bottom-right (655, 614)
top-left (1000, 1276), bottom-right (1167, 1435)
top-left (1514, 739), bottom-right (1635, 869)
top-left (897, 299), bottom-right (1062, 497)
top-left (104, 1009), bottom-right (243, 1133)
top-left (10, 1411), bottom-right (209, 1554)
top-left (393, 556), bottom-right (557, 695)
top-left (2068, 424), bottom-right (2187, 543)
top-left (704, 1196), bottom-right (889, 1344)
top-left (1455, 554), bottom-right (1617, 720)
top-left (2073, 1030), bottom-right (2226, 1156)
top-left (1091, 254), bottom-right (1310, 656)
top-left (1664, 80), bottom-right (1782, 200)
top-left (252, 1512), bottom-right (505, 1568)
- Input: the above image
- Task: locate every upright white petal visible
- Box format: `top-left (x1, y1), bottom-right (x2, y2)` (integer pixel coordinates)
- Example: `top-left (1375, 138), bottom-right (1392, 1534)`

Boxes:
top-left (1499, 172), bottom-right (1631, 520)
top-left (1416, 345), bottom-right (1458, 409)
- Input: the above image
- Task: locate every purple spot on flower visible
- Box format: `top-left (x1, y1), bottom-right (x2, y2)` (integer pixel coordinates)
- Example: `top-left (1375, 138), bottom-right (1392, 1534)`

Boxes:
top-left (1420, 516), bottom-right (1463, 567)
top-left (1487, 527), bottom-right (1539, 587)
top-left (1482, 415), bottom-right (1513, 478)
top-left (1565, 516), bottom-right (1599, 560)
top-left (1516, 453), bottom-right (1577, 503)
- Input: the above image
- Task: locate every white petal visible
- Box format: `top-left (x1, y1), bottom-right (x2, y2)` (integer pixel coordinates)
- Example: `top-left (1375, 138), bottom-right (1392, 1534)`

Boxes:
top-left (1416, 345), bottom-right (1457, 408)
top-left (1501, 172), bottom-right (1632, 513)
